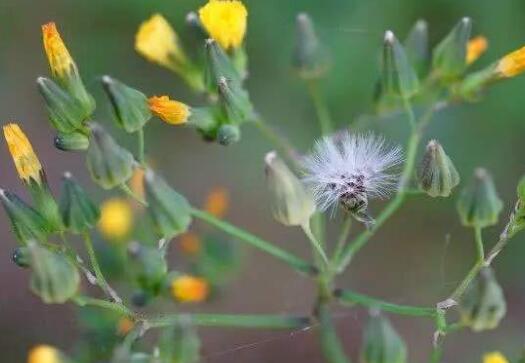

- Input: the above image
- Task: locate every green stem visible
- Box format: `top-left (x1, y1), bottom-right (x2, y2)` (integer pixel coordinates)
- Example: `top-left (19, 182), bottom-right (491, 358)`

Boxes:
top-left (302, 221), bottom-right (329, 266)
top-left (190, 208), bottom-right (317, 276)
top-left (72, 295), bottom-right (133, 317)
top-left (335, 289), bottom-right (436, 317)
top-left (307, 79), bottom-right (334, 135)
top-left (137, 128), bottom-right (145, 165)
top-left (331, 217), bottom-right (352, 268)
top-left (317, 305), bottom-right (350, 363)
top-left (82, 233), bottom-right (122, 304)
top-left (145, 313), bottom-right (311, 330)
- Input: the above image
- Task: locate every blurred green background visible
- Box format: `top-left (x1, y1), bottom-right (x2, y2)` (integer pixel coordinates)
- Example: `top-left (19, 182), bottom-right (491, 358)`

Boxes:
top-left (1, 0), bottom-right (525, 362)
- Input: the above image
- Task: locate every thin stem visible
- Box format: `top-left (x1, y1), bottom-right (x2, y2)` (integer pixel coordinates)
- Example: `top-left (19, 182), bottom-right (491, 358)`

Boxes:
top-left (331, 217), bottom-right (352, 268)
top-left (335, 289), bottom-right (436, 317)
top-left (120, 183), bottom-right (147, 206)
top-left (307, 79), bottom-right (334, 135)
top-left (190, 208), bottom-right (317, 276)
top-left (302, 221), bottom-right (329, 266)
top-left (253, 118), bottom-right (300, 169)
top-left (82, 233), bottom-right (123, 304)
top-left (137, 128), bottom-right (145, 165)
top-left (72, 295), bottom-right (133, 317)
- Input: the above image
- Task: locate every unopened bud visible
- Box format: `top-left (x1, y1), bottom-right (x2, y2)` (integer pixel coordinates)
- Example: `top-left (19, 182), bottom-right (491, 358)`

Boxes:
top-left (292, 13), bottom-right (329, 80)
top-left (218, 76), bottom-right (253, 125)
top-left (432, 17), bottom-right (472, 80)
top-left (404, 19), bottom-right (429, 76)
top-left (361, 311), bottom-right (407, 363)
top-left (205, 38), bottom-right (242, 89)
top-left (217, 124), bottom-right (241, 145)
top-left (54, 130), bottom-right (90, 151)
top-left (129, 243), bottom-right (168, 292)
top-left (417, 140), bottom-right (460, 197)
top-left (12, 246), bottom-right (30, 268)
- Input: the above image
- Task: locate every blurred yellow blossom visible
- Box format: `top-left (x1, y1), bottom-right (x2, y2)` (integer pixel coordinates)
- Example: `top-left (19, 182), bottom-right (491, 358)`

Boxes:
top-left (148, 96), bottom-right (191, 125)
top-left (97, 198), bottom-right (133, 241)
top-left (204, 187), bottom-right (229, 218)
top-left (483, 352), bottom-right (509, 363)
top-left (495, 45), bottom-right (525, 78)
top-left (179, 232), bottom-right (202, 255)
top-left (171, 275), bottom-right (209, 303)
top-left (27, 345), bottom-right (60, 363)
top-left (466, 36), bottom-right (488, 64)
top-left (199, 0), bottom-right (248, 49)
top-left (3, 123), bottom-right (43, 184)
top-left (42, 22), bottom-right (74, 80)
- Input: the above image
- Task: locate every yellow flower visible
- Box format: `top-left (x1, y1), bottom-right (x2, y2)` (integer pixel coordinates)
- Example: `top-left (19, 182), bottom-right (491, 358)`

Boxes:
top-left (495, 45), bottom-right (525, 78)
top-left (199, 0), bottom-right (248, 49)
top-left (130, 167), bottom-right (145, 201)
top-left (3, 123), bottom-right (43, 184)
top-left (27, 345), bottom-right (60, 363)
top-left (97, 198), bottom-right (133, 241)
top-left (42, 22), bottom-right (75, 80)
top-left (483, 352), bottom-right (509, 363)
top-left (171, 275), bottom-right (209, 303)
top-left (117, 317), bottom-right (135, 336)
top-left (135, 14), bottom-right (185, 69)
top-left (179, 232), bottom-right (202, 255)
top-left (466, 36), bottom-right (488, 65)
top-left (148, 96), bottom-right (191, 125)
top-left (204, 187), bottom-right (229, 218)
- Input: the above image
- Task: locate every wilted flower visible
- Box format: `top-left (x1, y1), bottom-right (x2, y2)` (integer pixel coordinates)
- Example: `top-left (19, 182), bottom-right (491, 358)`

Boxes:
top-left (3, 123), bottom-right (43, 184)
top-left (417, 140), bottom-right (460, 197)
top-left (302, 132), bottom-right (402, 224)
top-left (171, 275), bottom-right (209, 303)
top-left (495, 45), bottom-right (525, 78)
top-left (198, 0), bottom-right (248, 50)
top-left (97, 198), bottom-right (133, 241)
top-left (483, 352), bottom-right (509, 363)
top-left (467, 36), bottom-right (488, 65)
top-left (148, 96), bottom-right (191, 125)
top-left (204, 187), bottom-right (229, 218)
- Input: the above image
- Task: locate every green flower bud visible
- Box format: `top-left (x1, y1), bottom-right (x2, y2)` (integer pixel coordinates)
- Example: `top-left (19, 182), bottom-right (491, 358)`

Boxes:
top-left (158, 322), bottom-right (201, 363)
top-left (187, 107), bottom-right (220, 138)
top-left (432, 17), bottom-right (472, 81)
top-left (54, 130), bottom-right (90, 151)
top-left (361, 311), bottom-right (407, 363)
top-left (500, 175), bottom-right (525, 239)
top-left (404, 19), bottom-right (429, 77)
top-left (12, 246), bottom-right (30, 268)
top-left (205, 38), bottom-right (242, 89)
top-left (27, 178), bottom-right (63, 233)
top-left (128, 242), bottom-right (168, 292)
top-left (264, 151), bottom-right (315, 226)
top-left (0, 188), bottom-right (49, 244)
top-left (59, 172), bottom-right (99, 234)
top-left (457, 168), bottom-right (503, 228)
top-left (144, 169), bottom-right (192, 239)
top-left (37, 76), bottom-right (89, 133)
top-left (86, 124), bottom-right (134, 189)
top-left (417, 140), bottom-right (460, 197)
top-left (292, 13), bottom-right (329, 80)
top-left (101, 75), bottom-right (152, 133)
top-left (217, 124), bottom-right (241, 145)
top-left (456, 64), bottom-right (498, 102)
top-left (28, 242), bottom-right (80, 303)
top-left (382, 30), bottom-right (419, 99)
top-left (218, 76), bottom-right (253, 125)
top-left (193, 235), bottom-right (241, 285)
top-left (459, 267), bottom-right (506, 332)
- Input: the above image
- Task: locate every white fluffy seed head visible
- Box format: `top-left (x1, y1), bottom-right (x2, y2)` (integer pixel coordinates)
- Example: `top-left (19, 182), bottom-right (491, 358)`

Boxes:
top-left (302, 131), bottom-right (403, 212)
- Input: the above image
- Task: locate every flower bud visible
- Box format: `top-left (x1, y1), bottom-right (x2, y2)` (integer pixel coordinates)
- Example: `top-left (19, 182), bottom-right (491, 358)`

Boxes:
top-left (28, 345), bottom-right (70, 363)
top-left (457, 168), bottom-right (503, 228)
top-left (3, 123), bottom-right (43, 185)
top-left (193, 235), bottom-right (241, 285)
top-left (292, 13), bottom-right (329, 80)
top-left (382, 30), bottom-right (419, 99)
top-left (217, 124), bottom-right (241, 145)
top-left (28, 242), bottom-right (80, 303)
top-left (129, 242), bottom-right (167, 292)
top-left (264, 151), bottom-right (315, 226)
top-left (59, 172), bottom-right (99, 234)
top-left (404, 19), bottom-right (429, 76)
top-left (361, 311), bottom-right (407, 363)
top-left (187, 107), bottom-right (219, 137)
top-left (158, 322), bottom-right (201, 363)
top-left (86, 124), bottom-right (134, 189)
top-left (169, 274), bottom-right (209, 303)
top-left (417, 140), bottom-right (460, 197)
top-left (102, 76), bottom-right (152, 133)
top-left (144, 169), bottom-right (192, 239)
top-left (54, 130), bottom-right (90, 151)
top-left (205, 38), bottom-right (242, 88)
top-left (455, 64), bottom-right (497, 101)
top-left (495, 45), bottom-right (525, 78)
top-left (0, 189), bottom-right (49, 244)
top-left (459, 267), bottom-right (506, 332)
top-left (37, 77), bottom-right (90, 133)
top-left (27, 180), bottom-right (63, 233)
top-left (218, 76), bottom-right (253, 125)
top-left (466, 36), bottom-right (488, 65)
top-left (432, 17), bottom-right (472, 80)
top-left (148, 95), bottom-right (191, 125)
top-left (198, 0), bottom-right (247, 50)
top-left (12, 246), bottom-right (30, 267)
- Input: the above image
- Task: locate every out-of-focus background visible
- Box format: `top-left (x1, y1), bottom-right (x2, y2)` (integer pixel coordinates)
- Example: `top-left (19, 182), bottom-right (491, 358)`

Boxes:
top-left (1, 0), bottom-right (525, 362)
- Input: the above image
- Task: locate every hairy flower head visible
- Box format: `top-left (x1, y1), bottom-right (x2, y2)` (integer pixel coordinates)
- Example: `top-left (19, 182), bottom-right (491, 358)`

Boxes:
top-left (495, 45), bottom-right (525, 78)
top-left (466, 36), bottom-right (488, 65)
top-left (97, 198), bottom-right (133, 241)
top-left (42, 22), bottom-right (75, 80)
top-left (171, 275), bottom-right (209, 303)
top-left (3, 123), bottom-right (43, 184)
top-left (148, 95), bottom-right (191, 125)
top-left (302, 132), bottom-right (402, 216)
top-left (199, 0), bottom-right (248, 49)
top-left (204, 187), bottom-right (229, 218)
top-left (483, 352), bottom-right (509, 363)
top-left (27, 345), bottom-right (60, 363)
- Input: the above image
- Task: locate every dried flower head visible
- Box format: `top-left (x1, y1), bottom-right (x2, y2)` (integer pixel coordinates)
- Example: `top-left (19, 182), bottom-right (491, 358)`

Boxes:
top-left (171, 275), bottom-right (209, 303)
top-left (97, 198), bottom-right (133, 241)
top-left (483, 352), bottom-right (509, 363)
top-left (495, 45), bottom-right (525, 78)
top-left (204, 187), bottom-right (229, 218)
top-left (42, 22), bottom-right (74, 80)
top-left (466, 36), bottom-right (488, 65)
top-left (302, 132), bottom-right (402, 222)
top-left (3, 123), bottom-right (43, 184)
top-left (199, 0), bottom-right (248, 49)
top-left (27, 345), bottom-right (60, 363)
top-left (148, 95), bottom-right (191, 125)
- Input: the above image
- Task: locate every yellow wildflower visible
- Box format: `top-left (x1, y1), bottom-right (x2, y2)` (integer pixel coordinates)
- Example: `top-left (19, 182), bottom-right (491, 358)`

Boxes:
top-left (466, 36), bottom-right (488, 65)
top-left (3, 123), bottom-right (43, 184)
top-left (97, 198), bottom-right (133, 241)
top-left (204, 187), bottom-right (229, 218)
top-left (148, 96), bottom-right (191, 125)
top-left (135, 14), bottom-right (185, 68)
top-left (483, 352), bottom-right (509, 363)
top-left (199, 0), bottom-right (248, 49)
top-left (27, 345), bottom-right (60, 363)
top-left (117, 317), bottom-right (135, 336)
top-left (171, 275), bottom-right (209, 303)
top-left (130, 167), bottom-right (145, 201)
top-left (179, 232), bottom-right (202, 255)
top-left (495, 45), bottom-right (525, 78)
top-left (42, 22), bottom-right (75, 80)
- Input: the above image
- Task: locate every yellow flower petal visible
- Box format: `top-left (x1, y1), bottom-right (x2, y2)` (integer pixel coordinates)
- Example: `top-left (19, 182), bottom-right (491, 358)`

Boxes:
top-left (171, 275), bottom-right (209, 303)
top-left (199, 0), bottom-right (248, 49)
top-left (496, 45), bottom-right (525, 78)
top-left (467, 36), bottom-right (488, 65)
top-left (148, 95), bottom-right (191, 125)
top-left (204, 187), bottom-right (229, 218)
top-left (42, 22), bottom-right (75, 80)
top-left (97, 198), bottom-right (133, 241)
top-left (27, 345), bottom-right (60, 363)
top-left (483, 352), bottom-right (509, 363)
top-left (3, 123), bottom-right (42, 184)
top-left (179, 232), bottom-right (202, 255)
